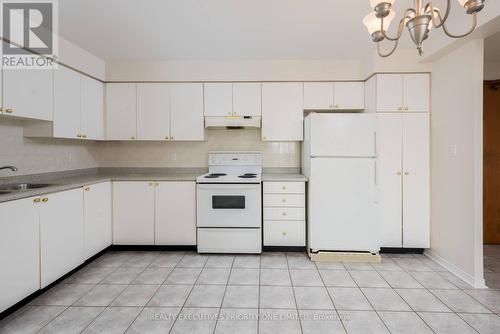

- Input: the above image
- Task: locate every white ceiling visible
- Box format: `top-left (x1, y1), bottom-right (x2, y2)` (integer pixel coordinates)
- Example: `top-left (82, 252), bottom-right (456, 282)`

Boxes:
top-left (485, 31), bottom-right (500, 63)
top-left (59, 0), bottom-right (381, 61)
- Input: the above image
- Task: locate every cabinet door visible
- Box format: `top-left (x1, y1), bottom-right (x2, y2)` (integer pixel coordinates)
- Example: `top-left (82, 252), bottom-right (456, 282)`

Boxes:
top-left (376, 74), bottom-right (403, 112)
top-left (81, 76), bottom-right (104, 140)
top-left (3, 67), bottom-right (53, 120)
top-left (84, 182), bottom-right (112, 259)
top-left (105, 83), bottom-right (137, 140)
top-left (402, 113), bottom-right (430, 248)
top-left (40, 188), bottom-right (84, 288)
top-left (403, 74), bottom-right (430, 112)
top-left (0, 197), bottom-right (40, 313)
top-left (204, 83), bottom-right (233, 116)
top-left (262, 82), bottom-right (304, 141)
top-left (377, 114), bottom-right (403, 247)
top-left (303, 82), bottom-right (334, 110)
top-left (170, 83), bottom-right (205, 141)
top-left (112, 182), bottom-right (155, 245)
top-left (155, 182), bottom-right (196, 245)
top-left (334, 82), bottom-right (365, 110)
top-left (233, 83), bottom-right (261, 116)
top-left (53, 66), bottom-right (81, 138)
top-left (137, 83), bottom-right (170, 140)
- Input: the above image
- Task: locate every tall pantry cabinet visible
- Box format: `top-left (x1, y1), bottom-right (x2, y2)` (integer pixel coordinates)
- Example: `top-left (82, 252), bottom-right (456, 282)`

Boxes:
top-left (367, 73), bottom-right (430, 249)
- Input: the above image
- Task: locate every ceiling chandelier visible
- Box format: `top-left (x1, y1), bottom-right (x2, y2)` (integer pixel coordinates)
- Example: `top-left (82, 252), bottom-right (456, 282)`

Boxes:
top-left (363, 0), bottom-right (486, 57)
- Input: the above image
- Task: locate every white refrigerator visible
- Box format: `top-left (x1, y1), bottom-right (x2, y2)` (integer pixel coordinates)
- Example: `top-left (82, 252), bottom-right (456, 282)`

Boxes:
top-left (302, 113), bottom-right (379, 253)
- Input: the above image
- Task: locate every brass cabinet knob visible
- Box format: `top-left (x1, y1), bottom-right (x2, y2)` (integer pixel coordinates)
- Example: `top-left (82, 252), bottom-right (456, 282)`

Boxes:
top-left (154, 182), bottom-right (159, 186)
top-left (84, 187), bottom-right (90, 191)
top-left (165, 136), bottom-right (169, 140)
top-left (0, 108), bottom-right (3, 113)
top-left (398, 107), bottom-right (402, 111)
top-left (76, 134), bottom-right (81, 138)
top-left (5, 109), bottom-right (13, 114)
top-left (282, 212), bottom-right (287, 216)
top-left (334, 104), bottom-right (339, 109)
top-left (397, 171), bottom-right (402, 176)
top-left (282, 231), bottom-right (287, 236)
top-left (329, 105), bottom-right (333, 109)
top-left (282, 186), bottom-right (286, 190)
top-left (34, 198), bottom-right (41, 203)
top-left (170, 136), bottom-right (174, 140)
top-left (262, 136), bottom-right (267, 140)
top-left (404, 171), bottom-right (410, 176)
top-left (282, 198), bottom-right (287, 203)
top-left (149, 182), bottom-right (153, 186)
top-left (82, 134), bottom-right (87, 139)
top-left (131, 136), bottom-right (136, 140)
top-left (405, 107), bottom-right (409, 111)
top-left (42, 198), bottom-right (48, 202)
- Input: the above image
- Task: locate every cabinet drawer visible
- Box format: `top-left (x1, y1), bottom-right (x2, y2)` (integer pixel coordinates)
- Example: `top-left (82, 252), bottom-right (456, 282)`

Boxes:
top-left (264, 207), bottom-right (305, 221)
top-left (264, 221), bottom-right (305, 246)
top-left (264, 194), bottom-right (305, 207)
top-left (263, 182), bottom-right (305, 194)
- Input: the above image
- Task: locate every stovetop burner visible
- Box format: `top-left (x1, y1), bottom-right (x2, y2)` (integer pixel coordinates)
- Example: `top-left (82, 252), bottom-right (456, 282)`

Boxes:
top-left (238, 174), bottom-right (257, 178)
top-left (204, 173), bottom-right (227, 178)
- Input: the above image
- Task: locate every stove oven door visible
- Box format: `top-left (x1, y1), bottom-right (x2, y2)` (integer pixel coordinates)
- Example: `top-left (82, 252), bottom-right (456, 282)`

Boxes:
top-left (197, 183), bottom-right (261, 228)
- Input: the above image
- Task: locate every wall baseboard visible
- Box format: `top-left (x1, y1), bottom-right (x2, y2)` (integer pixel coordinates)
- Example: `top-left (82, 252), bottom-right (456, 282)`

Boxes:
top-left (424, 249), bottom-right (486, 289)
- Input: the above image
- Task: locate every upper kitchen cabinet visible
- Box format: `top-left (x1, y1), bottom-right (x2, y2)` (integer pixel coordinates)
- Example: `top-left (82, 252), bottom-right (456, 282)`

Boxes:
top-left (375, 74), bottom-right (430, 112)
top-left (81, 75), bottom-right (104, 140)
top-left (170, 83), bottom-right (205, 141)
top-left (204, 82), bottom-right (262, 117)
top-left (204, 83), bottom-right (233, 117)
top-left (303, 82), bottom-right (364, 111)
top-left (2, 67), bottom-right (53, 121)
top-left (105, 83), bottom-right (137, 140)
top-left (262, 82), bottom-right (303, 141)
top-left (25, 67), bottom-right (104, 140)
top-left (137, 83), bottom-right (171, 140)
top-left (233, 83), bottom-right (261, 116)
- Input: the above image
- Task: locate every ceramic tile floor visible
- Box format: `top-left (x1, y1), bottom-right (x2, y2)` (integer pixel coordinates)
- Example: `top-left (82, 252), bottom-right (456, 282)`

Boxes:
top-left (1, 251), bottom-right (500, 334)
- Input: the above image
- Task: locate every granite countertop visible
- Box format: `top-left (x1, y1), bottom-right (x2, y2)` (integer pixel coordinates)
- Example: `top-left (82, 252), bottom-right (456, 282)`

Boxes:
top-left (0, 167), bottom-right (307, 203)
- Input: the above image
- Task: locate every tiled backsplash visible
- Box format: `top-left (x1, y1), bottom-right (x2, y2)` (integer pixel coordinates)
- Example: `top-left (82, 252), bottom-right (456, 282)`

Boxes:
top-left (95, 129), bottom-right (300, 168)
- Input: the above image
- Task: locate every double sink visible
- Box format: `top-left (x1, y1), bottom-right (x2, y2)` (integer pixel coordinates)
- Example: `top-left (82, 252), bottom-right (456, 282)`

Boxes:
top-left (0, 183), bottom-right (53, 195)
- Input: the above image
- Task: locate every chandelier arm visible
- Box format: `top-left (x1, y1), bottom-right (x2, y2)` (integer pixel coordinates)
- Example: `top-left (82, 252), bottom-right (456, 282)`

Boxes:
top-left (424, 0), bottom-right (451, 28)
top-left (377, 38), bottom-right (399, 58)
top-left (380, 14), bottom-right (407, 41)
top-left (439, 11), bottom-right (478, 38)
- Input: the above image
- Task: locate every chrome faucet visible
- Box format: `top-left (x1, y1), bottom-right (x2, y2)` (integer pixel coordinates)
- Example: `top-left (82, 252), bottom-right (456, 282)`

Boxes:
top-left (0, 166), bottom-right (18, 172)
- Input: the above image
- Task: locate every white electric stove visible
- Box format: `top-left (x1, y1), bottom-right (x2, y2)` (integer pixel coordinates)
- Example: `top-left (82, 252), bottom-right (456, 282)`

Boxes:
top-left (196, 152), bottom-right (262, 254)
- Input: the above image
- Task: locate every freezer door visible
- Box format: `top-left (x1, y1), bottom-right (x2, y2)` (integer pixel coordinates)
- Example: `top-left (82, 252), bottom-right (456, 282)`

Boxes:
top-left (309, 113), bottom-right (376, 157)
top-left (308, 158), bottom-right (379, 252)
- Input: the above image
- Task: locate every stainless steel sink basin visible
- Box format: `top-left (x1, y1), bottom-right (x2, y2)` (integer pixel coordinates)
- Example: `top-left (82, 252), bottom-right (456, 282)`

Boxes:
top-left (0, 183), bottom-right (53, 192)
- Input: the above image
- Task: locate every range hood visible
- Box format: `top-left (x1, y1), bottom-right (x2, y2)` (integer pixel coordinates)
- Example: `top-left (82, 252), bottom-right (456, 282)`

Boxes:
top-left (205, 116), bottom-right (261, 128)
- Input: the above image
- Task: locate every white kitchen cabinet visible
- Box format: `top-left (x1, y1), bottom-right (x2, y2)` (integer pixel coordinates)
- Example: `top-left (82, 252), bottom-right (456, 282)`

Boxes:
top-left (0, 41), bottom-right (3, 115)
top-left (303, 83), bottom-right (334, 110)
top-left (233, 83), bottom-right (261, 116)
top-left (112, 182), bottom-right (155, 245)
top-left (170, 83), bottom-right (205, 141)
top-left (204, 83), bottom-right (233, 117)
top-left (53, 65), bottom-right (81, 138)
top-left (262, 82), bottom-right (303, 141)
top-left (0, 197), bottom-right (40, 313)
top-left (376, 74), bottom-right (429, 112)
top-left (2, 67), bottom-right (53, 120)
top-left (402, 113), bottom-right (430, 248)
top-left (377, 113), bottom-right (430, 248)
top-left (137, 83), bottom-right (170, 140)
top-left (106, 83), bottom-right (137, 140)
top-left (263, 181), bottom-right (306, 247)
top-left (81, 76), bottom-right (104, 140)
top-left (40, 188), bottom-right (84, 288)
top-left (84, 182), bottom-right (112, 259)
top-left (155, 182), bottom-right (197, 245)
top-left (334, 82), bottom-right (364, 110)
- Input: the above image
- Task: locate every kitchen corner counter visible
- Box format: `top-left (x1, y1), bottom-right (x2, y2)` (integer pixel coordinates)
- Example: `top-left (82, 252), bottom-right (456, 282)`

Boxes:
top-left (0, 168), bottom-right (206, 203)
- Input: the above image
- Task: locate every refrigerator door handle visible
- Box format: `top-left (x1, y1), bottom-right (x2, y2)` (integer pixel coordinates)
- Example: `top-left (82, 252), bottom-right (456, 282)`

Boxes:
top-left (374, 131), bottom-right (377, 157)
top-left (374, 160), bottom-right (378, 186)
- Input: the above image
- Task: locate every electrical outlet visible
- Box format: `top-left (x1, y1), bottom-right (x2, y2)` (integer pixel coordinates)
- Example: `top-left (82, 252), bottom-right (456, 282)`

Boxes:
top-left (169, 152), bottom-right (177, 161)
top-left (449, 144), bottom-right (458, 157)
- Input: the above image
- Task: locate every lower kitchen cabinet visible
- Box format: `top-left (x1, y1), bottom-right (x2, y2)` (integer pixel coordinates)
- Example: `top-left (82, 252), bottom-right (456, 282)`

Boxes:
top-left (84, 182), bottom-right (112, 259)
top-left (40, 188), bottom-right (85, 288)
top-left (263, 181), bottom-right (306, 247)
top-left (112, 181), bottom-right (197, 245)
top-left (155, 182), bottom-right (196, 245)
top-left (112, 182), bottom-right (155, 245)
top-left (0, 197), bottom-right (40, 313)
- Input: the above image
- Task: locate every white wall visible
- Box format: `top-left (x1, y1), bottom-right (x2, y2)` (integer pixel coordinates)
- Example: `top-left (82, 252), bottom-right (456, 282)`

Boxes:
top-left (484, 62), bottom-right (500, 80)
top-left (427, 39), bottom-right (485, 288)
top-left (58, 36), bottom-right (106, 80)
